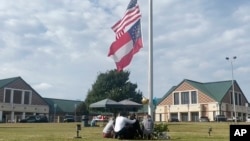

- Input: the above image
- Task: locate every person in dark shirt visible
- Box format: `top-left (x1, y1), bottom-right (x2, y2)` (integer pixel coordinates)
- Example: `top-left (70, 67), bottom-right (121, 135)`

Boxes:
top-left (127, 113), bottom-right (143, 139)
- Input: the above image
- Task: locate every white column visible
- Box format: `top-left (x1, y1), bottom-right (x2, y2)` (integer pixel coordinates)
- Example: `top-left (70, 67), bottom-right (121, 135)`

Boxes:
top-left (168, 105), bottom-right (171, 121)
top-left (0, 111), bottom-right (2, 122)
top-left (246, 103), bottom-right (248, 120)
top-left (11, 111), bottom-right (14, 123)
top-left (21, 91), bottom-right (25, 104)
top-left (22, 112), bottom-right (26, 119)
top-left (10, 90), bottom-right (14, 122)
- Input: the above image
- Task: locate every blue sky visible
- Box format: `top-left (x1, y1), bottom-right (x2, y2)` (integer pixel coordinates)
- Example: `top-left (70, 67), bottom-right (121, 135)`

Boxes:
top-left (0, 0), bottom-right (250, 101)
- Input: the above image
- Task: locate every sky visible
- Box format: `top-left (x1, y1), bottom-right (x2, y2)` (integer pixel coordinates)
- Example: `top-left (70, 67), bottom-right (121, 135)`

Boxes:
top-left (0, 0), bottom-right (250, 101)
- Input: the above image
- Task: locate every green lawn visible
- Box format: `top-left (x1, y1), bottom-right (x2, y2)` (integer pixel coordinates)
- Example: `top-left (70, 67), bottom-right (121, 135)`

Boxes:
top-left (0, 122), bottom-right (247, 141)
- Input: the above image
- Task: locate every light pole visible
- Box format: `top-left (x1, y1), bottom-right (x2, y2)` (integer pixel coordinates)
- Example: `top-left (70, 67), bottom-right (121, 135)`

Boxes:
top-left (54, 104), bottom-right (57, 123)
top-left (74, 104), bottom-right (77, 122)
top-left (168, 105), bottom-right (171, 122)
top-left (226, 56), bottom-right (237, 123)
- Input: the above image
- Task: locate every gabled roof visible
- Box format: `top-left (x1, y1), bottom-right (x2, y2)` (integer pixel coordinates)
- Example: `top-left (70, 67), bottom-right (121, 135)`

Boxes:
top-left (0, 76), bottom-right (20, 88)
top-left (153, 97), bottom-right (162, 105)
top-left (158, 79), bottom-right (238, 105)
top-left (159, 86), bottom-right (177, 103)
top-left (185, 79), bottom-right (232, 101)
top-left (0, 76), bottom-right (49, 106)
top-left (137, 97), bottom-right (163, 113)
top-left (89, 98), bottom-right (123, 108)
top-left (43, 98), bottom-right (82, 113)
top-left (118, 99), bottom-right (142, 108)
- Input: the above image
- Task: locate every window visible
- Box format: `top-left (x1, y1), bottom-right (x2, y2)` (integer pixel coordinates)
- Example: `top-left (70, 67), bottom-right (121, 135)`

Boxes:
top-left (238, 93), bottom-right (242, 106)
top-left (4, 88), bottom-right (32, 104)
top-left (230, 92), bottom-right (233, 104)
top-left (231, 91), bottom-right (240, 105)
top-left (235, 92), bottom-right (238, 105)
top-left (173, 91), bottom-right (198, 105)
top-left (191, 91), bottom-right (197, 104)
top-left (13, 90), bottom-right (22, 104)
top-left (24, 91), bottom-right (31, 104)
top-left (181, 92), bottom-right (189, 104)
top-left (174, 92), bottom-right (179, 105)
top-left (5, 89), bottom-right (11, 103)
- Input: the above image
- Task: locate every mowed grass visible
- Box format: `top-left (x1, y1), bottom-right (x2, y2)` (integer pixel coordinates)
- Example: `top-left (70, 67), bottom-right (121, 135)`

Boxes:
top-left (0, 122), bottom-right (247, 141)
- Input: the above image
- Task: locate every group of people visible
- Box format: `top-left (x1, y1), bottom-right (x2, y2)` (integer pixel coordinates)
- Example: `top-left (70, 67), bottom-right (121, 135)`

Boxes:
top-left (102, 112), bottom-right (154, 140)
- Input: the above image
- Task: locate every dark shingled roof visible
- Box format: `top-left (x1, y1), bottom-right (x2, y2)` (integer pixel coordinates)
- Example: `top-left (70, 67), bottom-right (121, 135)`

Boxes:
top-left (158, 79), bottom-right (241, 105)
top-left (43, 98), bottom-right (82, 113)
top-left (118, 99), bottom-right (142, 108)
top-left (89, 98), bottom-right (123, 108)
top-left (0, 77), bottom-right (20, 88)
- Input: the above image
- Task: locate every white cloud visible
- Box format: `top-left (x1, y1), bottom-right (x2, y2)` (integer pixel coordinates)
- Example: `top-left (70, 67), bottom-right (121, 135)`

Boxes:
top-left (233, 5), bottom-right (250, 22)
top-left (33, 83), bottom-right (52, 90)
top-left (0, 0), bottom-right (249, 101)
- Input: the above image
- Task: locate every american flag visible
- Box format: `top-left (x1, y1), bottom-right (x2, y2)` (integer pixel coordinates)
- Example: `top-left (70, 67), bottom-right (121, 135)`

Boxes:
top-left (108, 2), bottom-right (143, 72)
top-left (112, 0), bottom-right (141, 39)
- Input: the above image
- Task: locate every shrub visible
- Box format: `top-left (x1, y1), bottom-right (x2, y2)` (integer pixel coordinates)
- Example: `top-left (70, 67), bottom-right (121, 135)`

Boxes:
top-left (154, 122), bottom-right (169, 133)
top-left (152, 123), bottom-right (170, 140)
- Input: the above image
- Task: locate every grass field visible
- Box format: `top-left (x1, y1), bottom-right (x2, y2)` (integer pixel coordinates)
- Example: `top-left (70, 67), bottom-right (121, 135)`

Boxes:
top-left (0, 122), bottom-right (247, 141)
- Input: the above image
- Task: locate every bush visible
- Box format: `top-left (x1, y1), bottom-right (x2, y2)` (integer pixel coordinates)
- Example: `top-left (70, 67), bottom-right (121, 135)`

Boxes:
top-left (154, 122), bottom-right (169, 133)
top-left (152, 123), bottom-right (170, 140)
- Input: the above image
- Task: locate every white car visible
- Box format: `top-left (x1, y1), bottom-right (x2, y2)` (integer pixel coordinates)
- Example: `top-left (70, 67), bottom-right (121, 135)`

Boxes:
top-left (246, 117), bottom-right (250, 122)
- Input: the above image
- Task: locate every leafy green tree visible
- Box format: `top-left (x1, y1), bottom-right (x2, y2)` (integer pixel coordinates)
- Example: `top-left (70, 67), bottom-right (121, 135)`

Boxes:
top-left (84, 69), bottom-right (143, 108)
top-left (76, 102), bottom-right (88, 115)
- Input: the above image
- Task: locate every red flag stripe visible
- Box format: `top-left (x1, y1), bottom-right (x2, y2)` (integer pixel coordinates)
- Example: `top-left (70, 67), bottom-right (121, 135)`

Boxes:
top-left (115, 49), bottom-right (134, 72)
top-left (115, 17), bottom-right (141, 39)
top-left (112, 5), bottom-right (140, 30)
top-left (112, 10), bottom-right (141, 33)
top-left (108, 0), bottom-right (143, 71)
top-left (112, 10), bottom-right (140, 33)
top-left (115, 30), bottom-right (125, 40)
top-left (132, 38), bottom-right (143, 54)
top-left (114, 38), bottom-right (142, 72)
top-left (108, 32), bottom-right (133, 57)
top-left (112, 5), bottom-right (141, 32)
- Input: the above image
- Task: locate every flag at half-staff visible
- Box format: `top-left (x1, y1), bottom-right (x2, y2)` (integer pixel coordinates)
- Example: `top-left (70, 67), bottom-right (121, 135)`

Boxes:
top-left (108, 0), bottom-right (143, 71)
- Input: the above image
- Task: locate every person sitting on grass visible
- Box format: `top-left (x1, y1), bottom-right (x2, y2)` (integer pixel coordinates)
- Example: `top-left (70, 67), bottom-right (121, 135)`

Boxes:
top-left (127, 113), bottom-right (143, 139)
top-left (102, 117), bottom-right (115, 138)
top-left (90, 117), bottom-right (96, 127)
top-left (142, 114), bottom-right (154, 140)
top-left (114, 112), bottom-right (136, 139)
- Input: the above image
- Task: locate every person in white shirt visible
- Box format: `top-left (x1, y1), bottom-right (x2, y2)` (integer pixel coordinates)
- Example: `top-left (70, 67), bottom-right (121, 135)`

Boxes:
top-left (102, 117), bottom-right (115, 138)
top-left (114, 112), bottom-right (136, 139)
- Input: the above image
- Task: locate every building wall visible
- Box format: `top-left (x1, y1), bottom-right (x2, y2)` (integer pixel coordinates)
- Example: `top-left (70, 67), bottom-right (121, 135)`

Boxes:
top-left (0, 78), bottom-right (49, 122)
top-left (155, 81), bottom-right (250, 122)
top-left (0, 78), bottom-right (47, 105)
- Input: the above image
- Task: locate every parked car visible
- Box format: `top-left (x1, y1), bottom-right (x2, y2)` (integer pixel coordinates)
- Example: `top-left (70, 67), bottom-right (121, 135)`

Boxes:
top-left (19, 115), bottom-right (48, 123)
top-left (93, 115), bottom-right (108, 122)
top-left (214, 115), bottom-right (227, 122)
top-left (63, 115), bottom-right (75, 122)
top-left (227, 116), bottom-right (241, 122)
top-left (199, 116), bottom-right (210, 122)
top-left (246, 117), bottom-right (250, 122)
top-left (169, 118), bottom-right (179, 122)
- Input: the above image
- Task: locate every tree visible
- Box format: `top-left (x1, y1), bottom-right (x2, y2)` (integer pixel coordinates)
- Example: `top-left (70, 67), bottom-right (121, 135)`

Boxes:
top-left (76, 102), bottom-right (88, 115)
top-left (84, 69), bottom-right (143, 108)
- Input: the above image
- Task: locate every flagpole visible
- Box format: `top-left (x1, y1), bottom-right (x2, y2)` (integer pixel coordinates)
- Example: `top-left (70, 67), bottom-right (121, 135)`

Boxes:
top-left (148, 0), bottom-right (153, 118)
